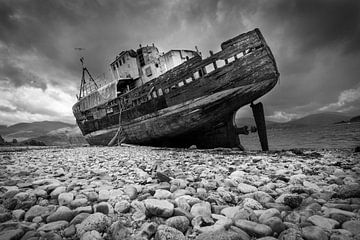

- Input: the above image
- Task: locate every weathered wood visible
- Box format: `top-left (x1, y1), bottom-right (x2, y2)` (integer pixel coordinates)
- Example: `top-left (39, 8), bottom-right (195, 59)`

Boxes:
top-left (251, 102), bottom-right (269, 151)
top-left (74, 28), bottom-right (280, 148)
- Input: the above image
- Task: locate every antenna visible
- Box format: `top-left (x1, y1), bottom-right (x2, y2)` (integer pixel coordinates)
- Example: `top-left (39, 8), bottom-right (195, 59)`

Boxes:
top-left (74, 48), bottom-right (98, 100)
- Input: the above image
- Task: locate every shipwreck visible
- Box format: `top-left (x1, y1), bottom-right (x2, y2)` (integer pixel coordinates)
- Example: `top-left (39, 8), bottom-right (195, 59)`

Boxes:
top-left (72, 28), bottom-right (279, 150)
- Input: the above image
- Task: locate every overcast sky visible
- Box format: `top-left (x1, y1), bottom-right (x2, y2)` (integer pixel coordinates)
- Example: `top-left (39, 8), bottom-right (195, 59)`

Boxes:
top-left (1, 0), bottom-right (360, 126)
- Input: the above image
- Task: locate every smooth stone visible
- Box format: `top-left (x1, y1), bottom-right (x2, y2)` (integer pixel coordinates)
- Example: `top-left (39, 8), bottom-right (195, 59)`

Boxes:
top-left (140, 222), bottom-right (158, 237)
top-left (98, 190), bottom-right (110, 201)
top-left (154, 225), bottom-right (185, 240)
top-left (342, 220), bottom-right (360, 235)
top-left (46, 206), bottom-right (74, 223)
top-left (173, 207), bottom-right (193, 221)
top-left (94, 202), bottom-right (111, 215)
top-left (252, 191), bottom-right (274, 205)
top-left (131, 200), bottom-right (146, 221)
top-left (307, 215), bottom-right (339, 229)
top-left (263, 216), bottom-right (285, 234)
top-left (50, 186), bottom-right (66, 199)
top-left (301, 226), bottom-right (329, 240)
top-left (241, 198), bottom-right (263, 210)
top-left (289, 174), bottom-right (307, 184)
top-left (0, 213), bottom-right (11, 223)
top-left (329, 213), bottom-right (351, 224)
top-left (190, 202), bottom-right (212, 222)
top-left (154, 189), bottom-right (172, 199)
top-left (144, 199), bottom-right (174, 218)
top-left (41, 232), bottom-right (62, 240)
top-left (74, 206), bottom-right (93, 215)
top-left (109, 221), bottom-right (131, 240)
top-left (284, 195), bottom-right (303, 209)
top-left (12, 209), bottom-right (25, 221)
top-left (32, 216), bottom-right (43, 223)
top-left (70, 198), bottom-right (88, 208)
top-left (196, 228), bottom-right (249, 240)
top-left (70, 212), bottom-right (91, 225)
top-left (114, 200), bottom-right (130, 213)
top-left (84, 191), bottom-right (98, 202)
top-left (156, 172), bottom-right (172, 182)
top-left (229, 226), bottom-right (251, 240)
top-left (24, 205), bottom-right (49, 221)
top-left (284, 211), bottom-right (301, 224)
top-left (124, 185), bottom-right (137, 200)
top-left (238, 183), bottom-right (257, 193)
top-left (64, 224), bottom-right (76, 237)
top-left (323, 208), bottom-right (356, 218)
top-left (58, 192), bottom-right (74, 206)
top-left (335, 184), bottom-right (360, 199)
top-left (80, 230), bottom-right (103, 240)
top-left (329, 233), bottom-right (352, 240)
top-left (0, 229), bottom-right (24, 240)
top-left (37, 220), bottom-right (68, 231)
top-left (259, 208), bottom-right (281, 223)
top-left (33, 189), bottom-right (47, 198)
top-left (229, 170), bottom-right (246, 179)
top-left (234, 219), bottom-right (272, 237)
top-left (278, 228), bottom-right (303, 240)
top-left (221, 206), bottom-right (241, 219)
top-left (76, 212), bottom-right (110, 237)
top-left (165, 216), bottom-right (189, 233)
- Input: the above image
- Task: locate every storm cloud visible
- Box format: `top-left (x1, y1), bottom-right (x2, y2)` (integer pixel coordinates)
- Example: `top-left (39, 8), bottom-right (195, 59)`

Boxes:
top-left (0, 0), bottom-right (359, 125)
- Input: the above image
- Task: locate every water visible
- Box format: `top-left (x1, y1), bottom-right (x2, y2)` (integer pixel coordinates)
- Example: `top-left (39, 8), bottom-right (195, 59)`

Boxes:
top-left (240, 122), bottom-right (360, 150)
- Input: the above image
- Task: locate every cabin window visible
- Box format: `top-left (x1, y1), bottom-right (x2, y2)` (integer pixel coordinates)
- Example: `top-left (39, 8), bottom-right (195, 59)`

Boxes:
top-left (216, 59), bottom-right (226, 67)
top-left (106, 108), bottom-right (113, 114)
top-left (158, 88), bottom-right (163, 96)
top-left (227, 56), bottom-right (235, 63)
top-left (193, 71), bottom-right (200, 79)
top-left (145, 67), bottom-right (152, 77)
top-left (152, 91), bottom-right (157, 98)
top-left (164, 88), bottom-right (170, 94)
top-left (178, 81), bottom-right (184, 87)
top-left (116, 62), bottom-right (119, 68)
top-left (112, 66), bottom-right (116, 71)
top-left (236, 52), bottom-right (244, 59)
top-left (205, 63), bottom-right (215, 74)
top-left (185, 78), bottom-right (193, 84)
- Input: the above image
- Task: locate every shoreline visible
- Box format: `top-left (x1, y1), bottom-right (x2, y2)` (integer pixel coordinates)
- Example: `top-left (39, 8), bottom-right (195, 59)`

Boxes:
top-left (0, 145), bottom-right (359, 239)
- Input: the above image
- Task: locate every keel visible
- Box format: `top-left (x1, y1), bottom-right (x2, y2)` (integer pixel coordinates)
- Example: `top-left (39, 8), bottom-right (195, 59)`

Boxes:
top-left (251, 102), bottom-right (269, 151)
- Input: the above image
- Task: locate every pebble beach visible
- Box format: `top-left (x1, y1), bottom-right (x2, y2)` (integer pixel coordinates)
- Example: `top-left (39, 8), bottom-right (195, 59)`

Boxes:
top-left (0, 145), bottom-right (359, 240)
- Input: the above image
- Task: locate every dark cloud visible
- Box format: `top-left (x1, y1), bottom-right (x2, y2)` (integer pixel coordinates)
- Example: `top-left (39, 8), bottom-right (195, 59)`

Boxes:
top-left (0, 56), bottom-right (47, 90)
top-left (261, 0), bottom-right (360, 54)
top-left (0, 0), bottom-right (360, 124)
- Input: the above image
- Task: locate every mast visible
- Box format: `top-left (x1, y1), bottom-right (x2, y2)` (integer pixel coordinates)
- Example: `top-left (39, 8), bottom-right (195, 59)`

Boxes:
top-left (78, 57), bottom-right (98, 100)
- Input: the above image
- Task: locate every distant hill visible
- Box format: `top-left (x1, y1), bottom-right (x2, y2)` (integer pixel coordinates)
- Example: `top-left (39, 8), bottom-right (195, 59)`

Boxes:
top-left (27, 126), bottom-right (87, 146)
top-left (0, 121), bottom-right (74, 142)
top-left (282, 112), bottom-right (351, 127)
top-left (235, 117), bottom-right (277, 127)
top-left (350, 115), bottom-right (360, 123)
